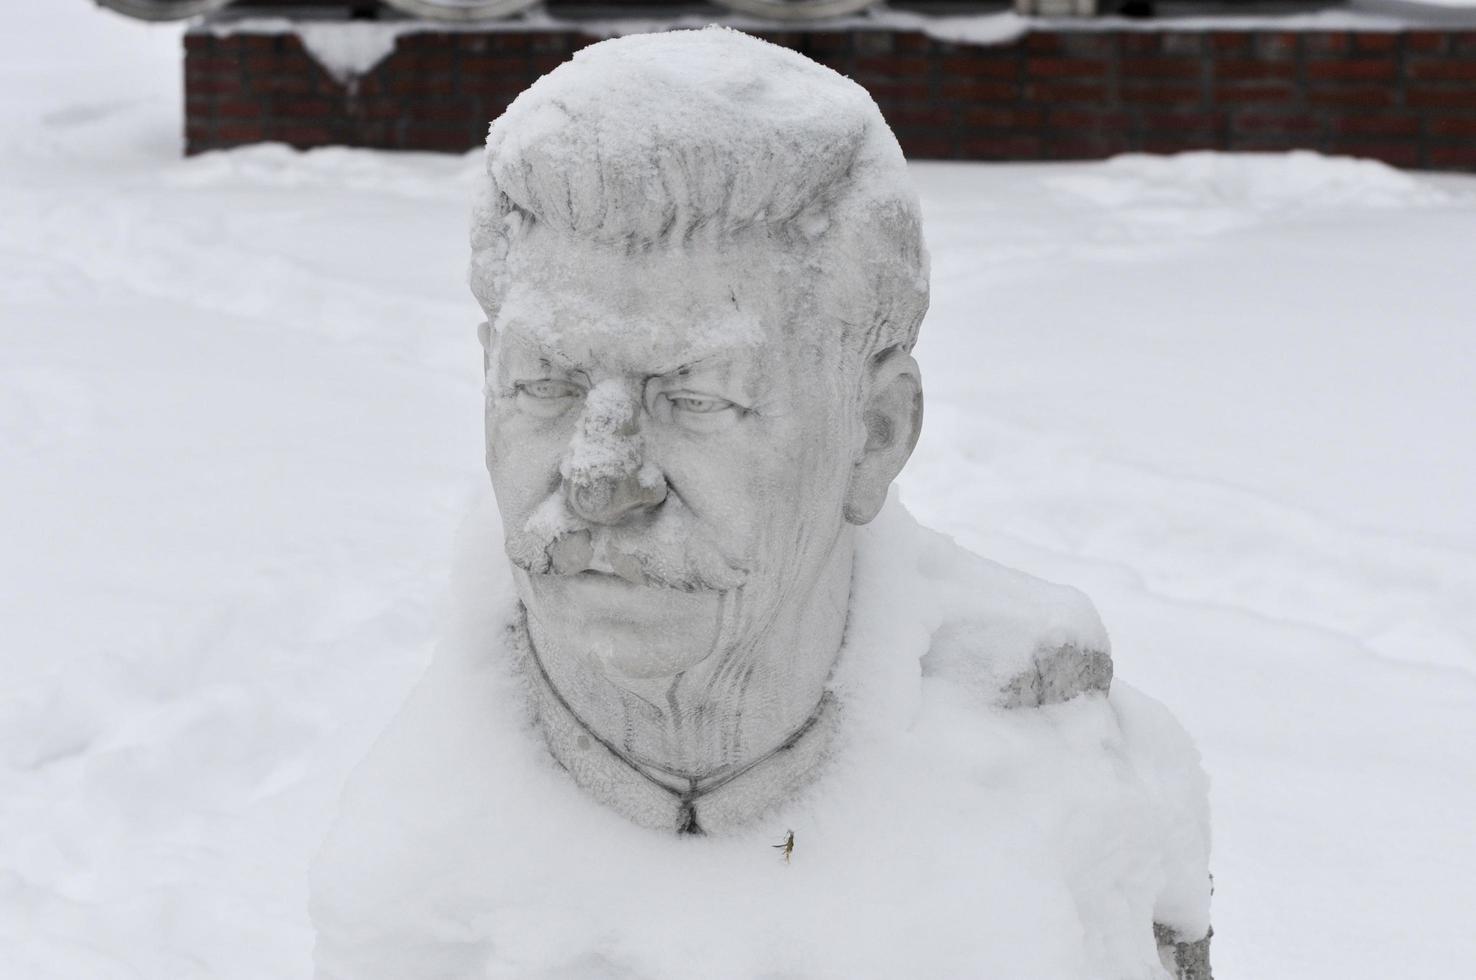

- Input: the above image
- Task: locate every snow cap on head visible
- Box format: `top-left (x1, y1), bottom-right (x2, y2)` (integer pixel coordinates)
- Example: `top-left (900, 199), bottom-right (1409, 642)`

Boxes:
top-left (470, 27), bottom-right (929, 360)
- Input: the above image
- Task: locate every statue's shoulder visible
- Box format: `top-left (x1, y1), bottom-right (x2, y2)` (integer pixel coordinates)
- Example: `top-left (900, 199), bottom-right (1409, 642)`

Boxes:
top-left (906, 520), bottom-right (1113, 708)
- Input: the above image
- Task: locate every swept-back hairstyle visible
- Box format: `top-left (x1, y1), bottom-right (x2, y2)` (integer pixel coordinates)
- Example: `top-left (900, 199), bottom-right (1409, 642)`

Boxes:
top-left (469, 27), bottom-right (929, 364)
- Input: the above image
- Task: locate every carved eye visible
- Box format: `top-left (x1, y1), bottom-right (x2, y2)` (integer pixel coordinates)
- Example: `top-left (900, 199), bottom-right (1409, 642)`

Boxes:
top-left (668, 394), bottom-right (733, 415)
top-left (515, 379), bottom-right (583, 417)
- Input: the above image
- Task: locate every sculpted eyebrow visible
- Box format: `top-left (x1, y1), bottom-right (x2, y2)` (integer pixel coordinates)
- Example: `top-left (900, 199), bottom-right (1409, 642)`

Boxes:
top-left (501, 331), bottom-right (575, 373)
top-left (649, 353), bottom-right (733, 381)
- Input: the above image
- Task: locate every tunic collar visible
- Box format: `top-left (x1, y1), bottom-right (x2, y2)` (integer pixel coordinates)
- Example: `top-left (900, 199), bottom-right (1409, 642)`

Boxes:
top-left (514, 609), bottom-right (840, 835)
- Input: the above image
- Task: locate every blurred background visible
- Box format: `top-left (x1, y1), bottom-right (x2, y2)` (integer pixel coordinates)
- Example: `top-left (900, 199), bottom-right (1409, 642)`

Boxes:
top-left (2, 2), bottom-right (1474, 978)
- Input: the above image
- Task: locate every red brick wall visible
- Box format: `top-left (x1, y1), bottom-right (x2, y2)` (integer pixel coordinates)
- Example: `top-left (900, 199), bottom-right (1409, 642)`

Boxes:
top-left (185, 25), bottom-right (1476, 170)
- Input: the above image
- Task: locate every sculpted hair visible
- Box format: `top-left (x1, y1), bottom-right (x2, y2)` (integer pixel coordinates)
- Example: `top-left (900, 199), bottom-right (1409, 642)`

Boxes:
top-left (469, 28), bottom-right (929, 363)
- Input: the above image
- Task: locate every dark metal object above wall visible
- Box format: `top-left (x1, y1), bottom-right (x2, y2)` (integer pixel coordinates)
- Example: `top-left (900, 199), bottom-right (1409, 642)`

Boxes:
top-left (96, 0), bottom-right (234, 20)
top-left (99, 0), bottom-right (967, 21)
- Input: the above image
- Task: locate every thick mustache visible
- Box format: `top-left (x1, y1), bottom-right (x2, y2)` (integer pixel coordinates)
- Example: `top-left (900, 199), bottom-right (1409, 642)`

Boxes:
top-left (504, 505), bottom-right (750, 593)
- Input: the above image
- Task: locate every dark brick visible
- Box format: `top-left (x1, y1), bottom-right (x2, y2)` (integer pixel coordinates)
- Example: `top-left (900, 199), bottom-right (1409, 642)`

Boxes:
top-left (854, 55), bottom-right (929, 80)
top-left (181, 23), bottom-right (1476, 172)
top-left (940, 79), bottom-right (1020, 102)
top-left (391, 73), bottom-right (456, 96)
top-left (1141, 137), bottom-right (1222, 154)
top-left (1254, 33), bottom-right (1300, 60)
top-left (1430, 144), bottom-right (1476, 167)
top-left (807, 32), bottom-right (852, 55)
top-left (1303, 33), bottom-right (1352, 57)
top-left (257, 74), bottom-right (317, 96)
top-left (1453, 31), bottom-right (1476, 55)
top-left (275, 96), bottom-right (335, 119)
top-left (489, 33), bottom-right (532, 52)
top-left (1428, 117), bottom-right (1476, 137)
top-left (1120, 81), bottom-right (1203, 106)
top-left (1026, 33), bottom-right (1061, 55)
top-left (214, 98), bottom-right (265, 119)
top-left (1228, 135), bottom-right (1317, 152)
top-left (1215, 81), bottom-right (1301, 104)
top-left (277, 124), bottom-right (335, 148)
top-left (962, 106), bottom-right (1045, 128)
top-left (1059, 34), bottom-right (1115, 58)
top-left (1306, 60), bottom-right (1398, 82)
top-left (461, 55), bottom-right (529, 76)
top-left (1326, 141), bottom-right (1420, 167)
top-left (894, 33), bottom-right (934, 55)
top-left (1214, 60), bottom-right (1298, 81)
top-left (1305, 88), bottom-right (1396, 109)
top-left (1332, 114), bottom-right (1421, 137)
top-left (237, 34), bottom-right (277, 54)
top-left (1210, 32), bottom-right (1250, 55)
top-left (1139, 110), bottom-right (1224, 134)
top-left (938, 55), bottom-right (1019, 80)
top-left (959, 134), bottom-right (1043, 158)
top-left (362, 99), bottom-right (410, 121)
top-left (1049, 108), bottom-right (1134, 130)
top-left (1119, 34), bottom-right (1162, 57)
top-left (1405, 32), bottom-right (1447, 54)
top-left (864, 79), bottom-right (934, 103)
top-left (752, 32), bottom-right (804, 50)
top-left (854, 31), bottom-right (894, 56)
top-left (528, 31), bottom-right (581, 55)
top-left (1159, 33), bottom-right (1204, 57)
top-left (1024, 81), bottom-right (1109, 104)
top-left (1122, 58), bottom-right (1201, 79)
top-left (187, 77), bottom-right (243, 97)
top-left (529, 54), bottom-right (572, 76)
top-left (1044, 135), bottom-right (1133, 160)
top-left (881, 104), bottom-right (954, 127)
top-left (1231, 111), bottom-right (1325, 137)
top-left (1353, 33), bottom-right (1399, 53)
top-left (1408, 59), bottom-right (1476, 81)
top-left (215, 121), bottom-right (266, 143)
top-left (1405, 87), bottom-right (1476, 109)
top-left (894, 130), bottom-right (954, 158)
top-left (405, 127), bottom-right (480, 153)
top-left (1026, 57), bottom-right (1109, 79)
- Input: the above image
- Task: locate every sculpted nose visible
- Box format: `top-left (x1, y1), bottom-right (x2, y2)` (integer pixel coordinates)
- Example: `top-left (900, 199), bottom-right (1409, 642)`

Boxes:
top-left (564, 379), bottom-right (667, 525)
top-left (567, 468), bottom-right (667, 526)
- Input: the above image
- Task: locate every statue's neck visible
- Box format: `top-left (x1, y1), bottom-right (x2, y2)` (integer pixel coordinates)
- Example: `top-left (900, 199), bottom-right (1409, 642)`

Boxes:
top-left (526, 535), bottom-right (854, 781)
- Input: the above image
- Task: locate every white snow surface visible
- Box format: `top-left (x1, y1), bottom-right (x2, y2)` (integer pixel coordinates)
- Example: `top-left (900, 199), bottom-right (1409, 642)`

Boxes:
top-left (4, 4), bottom-right (1476, 979)
top-left (294, 22), bottom-right (404, 83)
top-left (312, 495), bottom-right (1202, 980)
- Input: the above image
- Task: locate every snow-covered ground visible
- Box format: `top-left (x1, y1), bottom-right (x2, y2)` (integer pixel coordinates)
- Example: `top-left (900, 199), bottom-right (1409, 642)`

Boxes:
top-left (3, 4), bottom-right (1474, 978)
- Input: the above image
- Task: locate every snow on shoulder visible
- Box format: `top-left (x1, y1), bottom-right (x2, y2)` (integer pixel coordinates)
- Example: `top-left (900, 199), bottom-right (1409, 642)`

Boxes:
top-left (312, 495), bottom-right (1211, 980)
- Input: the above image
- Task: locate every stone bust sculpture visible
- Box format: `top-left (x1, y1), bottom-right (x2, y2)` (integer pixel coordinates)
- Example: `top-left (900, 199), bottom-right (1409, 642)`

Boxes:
top-left (312, 28), bottom-right (1212, 980)
top-left (470, 29), bottom-right (927, 835)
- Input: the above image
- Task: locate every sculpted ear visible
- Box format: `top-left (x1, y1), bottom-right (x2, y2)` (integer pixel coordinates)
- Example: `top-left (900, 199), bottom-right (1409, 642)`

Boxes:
top-left (844, 347), bottom-right (923, 525)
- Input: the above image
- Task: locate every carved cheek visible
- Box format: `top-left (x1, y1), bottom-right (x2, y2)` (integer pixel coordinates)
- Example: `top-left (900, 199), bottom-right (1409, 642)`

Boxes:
top-left (484, 398), bottom-right (516, 468)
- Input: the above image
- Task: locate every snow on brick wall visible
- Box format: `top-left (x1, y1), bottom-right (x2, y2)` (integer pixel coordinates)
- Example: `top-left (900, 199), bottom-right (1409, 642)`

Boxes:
top-left (183, 25), bottom-right (1476, 169)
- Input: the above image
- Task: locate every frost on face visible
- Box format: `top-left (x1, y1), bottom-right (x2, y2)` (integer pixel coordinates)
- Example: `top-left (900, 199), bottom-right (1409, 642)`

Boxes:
top-left (561, 379), bottom-right (652, 516)
top-left (500, 373), bottom-right (749, 593)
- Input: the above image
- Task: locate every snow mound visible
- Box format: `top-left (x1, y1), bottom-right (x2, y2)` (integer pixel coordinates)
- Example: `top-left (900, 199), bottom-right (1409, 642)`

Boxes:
top-left (310, 495), bottom-right (1210, 979)
top-left (1052, 149), bottom-right (1452, 214)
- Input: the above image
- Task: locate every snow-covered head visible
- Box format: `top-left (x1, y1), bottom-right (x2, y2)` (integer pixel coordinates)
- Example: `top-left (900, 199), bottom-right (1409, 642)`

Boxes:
top-left (471, 29), bottom-right (927, 707)
top-left (470, 27), bottom-right (928, 368)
